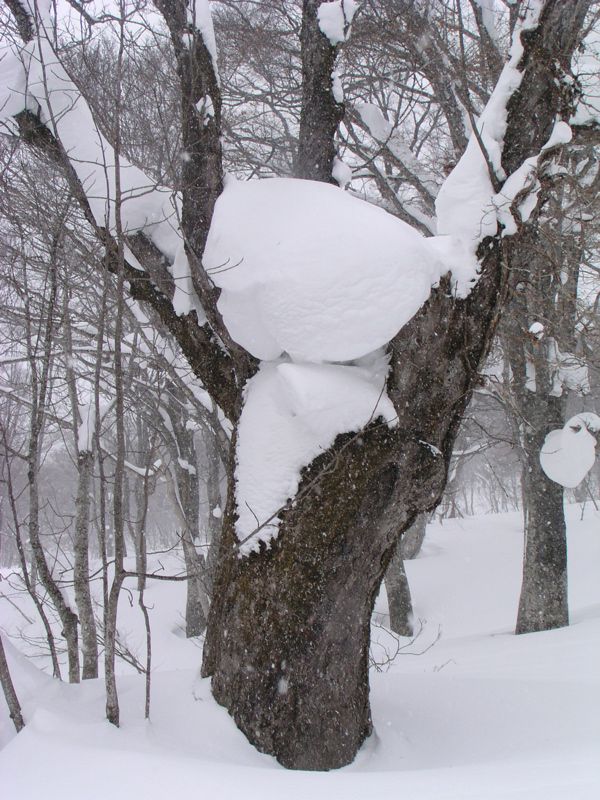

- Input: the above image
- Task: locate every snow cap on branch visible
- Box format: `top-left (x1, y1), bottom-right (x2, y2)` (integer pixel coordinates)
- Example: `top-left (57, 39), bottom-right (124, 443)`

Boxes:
top-left (540, 413), bottom-right (599, 488)
top-left (317, 0), bottom-right (359, 45)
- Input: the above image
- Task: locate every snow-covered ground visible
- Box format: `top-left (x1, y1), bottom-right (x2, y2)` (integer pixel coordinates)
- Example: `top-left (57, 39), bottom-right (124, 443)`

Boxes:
top-left (1, 504), bottom-right (598, 799)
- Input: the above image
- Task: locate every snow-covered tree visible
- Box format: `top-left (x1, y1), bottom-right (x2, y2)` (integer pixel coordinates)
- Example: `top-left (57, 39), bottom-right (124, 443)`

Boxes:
top-left (0, 0), bottom-right (595, 771)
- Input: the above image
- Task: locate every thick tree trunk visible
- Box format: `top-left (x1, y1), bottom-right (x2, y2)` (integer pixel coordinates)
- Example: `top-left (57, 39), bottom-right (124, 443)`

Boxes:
top-left (295, 0), bottom-right (344, 182)
top-left (203, 242), bottom-right (507, 769)
top-left (204, 428), bottom-right (440, 770)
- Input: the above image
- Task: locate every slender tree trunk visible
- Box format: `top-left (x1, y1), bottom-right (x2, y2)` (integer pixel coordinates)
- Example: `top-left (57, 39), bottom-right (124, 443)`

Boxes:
top-left (516, 395), bottom-right (568, 633)
top-left (181, 535), bottom-right (209, 637)
top-left (400, 513), bottom-right (427, 560)
top-left (74, 449), bottom-right (99, 678)
top-left (106, 15), bottom-right (127, 725)
top-left (384, 550), bottom-right (414, 637)
top-left (0, 634), bottom-right (24, 733)
top-left (163, 387), bottom-right (209, 636)
top-left (384, 514), bottom-right (426, 636)
top-left (64, 287), bottom-right (99, 680)
top-left (23, 243), bottom-right (80, 683)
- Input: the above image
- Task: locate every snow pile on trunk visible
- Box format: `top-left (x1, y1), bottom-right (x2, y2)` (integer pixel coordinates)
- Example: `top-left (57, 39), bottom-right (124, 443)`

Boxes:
top-left (235, 360), bottom-right (395, 555)
top-left (317, 0), bottom-right (359, 45)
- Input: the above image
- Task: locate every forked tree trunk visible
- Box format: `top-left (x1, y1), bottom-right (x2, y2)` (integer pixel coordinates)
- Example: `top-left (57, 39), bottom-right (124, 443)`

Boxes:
top-left (201, 0), bottom-right (591, 747)
top-left (203, 257), bottom-right (507, 769)
top-left (7, 0), bottom-right (589, 774)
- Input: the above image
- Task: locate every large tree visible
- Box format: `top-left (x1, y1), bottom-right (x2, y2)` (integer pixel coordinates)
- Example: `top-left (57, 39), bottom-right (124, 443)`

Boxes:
top-left (1, 0), bottom-right (594, 771)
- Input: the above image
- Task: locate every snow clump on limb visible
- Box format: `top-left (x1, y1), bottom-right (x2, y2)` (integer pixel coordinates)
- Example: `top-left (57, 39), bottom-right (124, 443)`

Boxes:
top-left (540, 413), bottom-right (600, 488)
top-left (204, 177), bottom-right (446, 363)
top-left (317, 0), bottom-right (360, 45)
top-left (234, 361), bottom-right (396, 555)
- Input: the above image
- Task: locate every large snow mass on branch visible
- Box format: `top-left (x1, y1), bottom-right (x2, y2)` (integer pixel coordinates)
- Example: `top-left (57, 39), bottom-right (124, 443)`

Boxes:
top-left (540, 414), bottom-right (599, 489)
top-left (235, 359), bottom-right (396, 554)
top-left (204, 177), bottom-right (445, 362)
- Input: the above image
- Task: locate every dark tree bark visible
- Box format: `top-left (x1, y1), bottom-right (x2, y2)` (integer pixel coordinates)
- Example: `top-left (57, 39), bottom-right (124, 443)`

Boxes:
top-left (295, 0), bottom-right (345, 182)
top-left (515, 395), bottom-right (568, 633)
top-left (503, 221), bottom-right (582, 633)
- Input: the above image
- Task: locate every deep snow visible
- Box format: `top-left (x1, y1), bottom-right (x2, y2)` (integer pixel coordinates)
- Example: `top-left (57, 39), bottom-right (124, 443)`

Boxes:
top-left (1, 504), bottom-right (598, 799)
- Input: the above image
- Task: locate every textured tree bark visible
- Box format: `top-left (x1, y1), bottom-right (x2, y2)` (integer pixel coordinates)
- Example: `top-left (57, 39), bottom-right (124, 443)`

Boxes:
top-left (203, 246), bottom-right (507, 768)
top-left (400, 513), bottom-right (427, 560)
top-left (502, 219), bottom-right (579, 634)
top-left (295, 0), bottom-right (345, 182)
top-left (7, 0), bottom-right (591, 772)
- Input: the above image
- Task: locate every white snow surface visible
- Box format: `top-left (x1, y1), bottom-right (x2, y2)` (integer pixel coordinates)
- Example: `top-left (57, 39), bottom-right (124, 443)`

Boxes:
top-left (204, 177), bottom-right (445, 363)
top-left (540, 414), bottom-right (599, 488)
top-left (317, 0), bottom-right (359, 45)
top-left (528, 321), bottom-right (544, 338)
top-left (2, 507), bottom-right (599, 799)
top-left (235, 359), bottom-right (396, 553)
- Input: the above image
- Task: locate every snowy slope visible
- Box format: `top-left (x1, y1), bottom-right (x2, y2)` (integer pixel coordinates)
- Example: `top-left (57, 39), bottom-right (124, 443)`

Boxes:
top-left (1, 505), bottom-right (598, 799)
